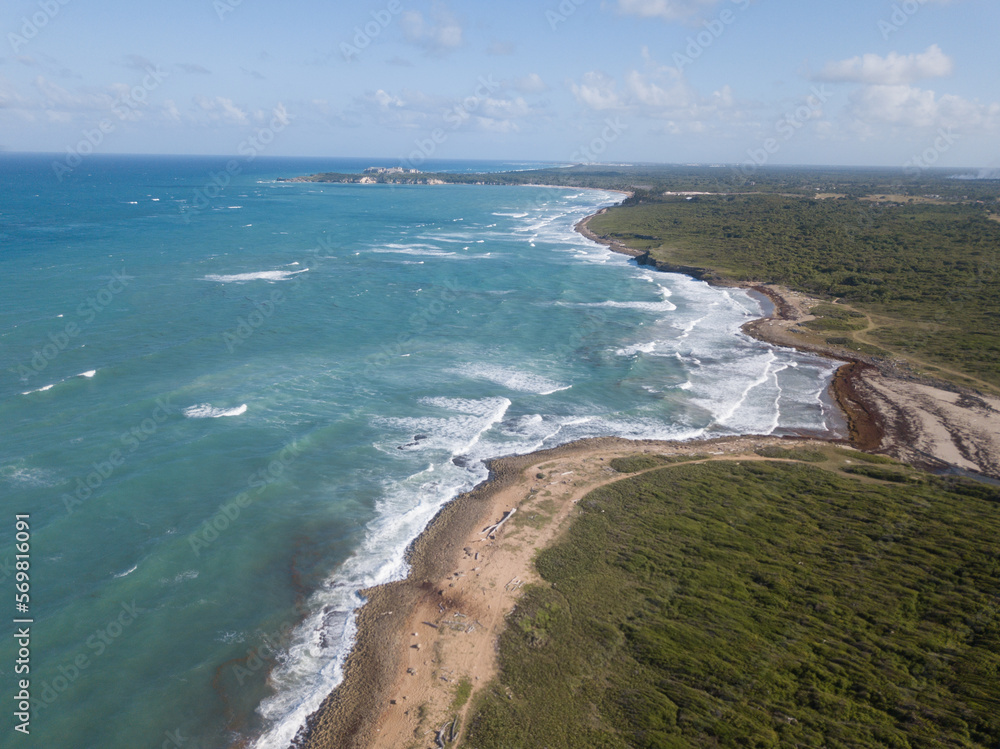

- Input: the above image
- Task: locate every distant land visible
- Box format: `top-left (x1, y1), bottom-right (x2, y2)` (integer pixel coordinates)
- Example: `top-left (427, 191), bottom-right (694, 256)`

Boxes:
top-left (288, 163), bottom-right (1000, 748)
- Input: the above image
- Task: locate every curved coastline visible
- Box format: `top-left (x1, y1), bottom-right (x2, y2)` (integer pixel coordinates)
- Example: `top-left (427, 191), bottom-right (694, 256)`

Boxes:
top-left (282, 203), bottom-right (853, 749)
top-left (576, 210), bottom-right (1000, 479)
top-left (283, 200), bottom-right (1000, 749)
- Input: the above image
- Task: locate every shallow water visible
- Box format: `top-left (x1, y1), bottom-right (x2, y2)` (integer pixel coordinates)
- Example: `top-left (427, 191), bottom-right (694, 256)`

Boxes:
top-left (0, 155), bottom-right (841, 748)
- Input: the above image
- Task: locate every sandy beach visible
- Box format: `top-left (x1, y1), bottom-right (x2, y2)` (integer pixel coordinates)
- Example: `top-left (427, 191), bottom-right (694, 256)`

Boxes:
top-left (577, 211), bottom-right (1000, 480)
top-left (292, 207), bottom-right (1000, 749)
top-left (297, 435), bottom-right (842, 749)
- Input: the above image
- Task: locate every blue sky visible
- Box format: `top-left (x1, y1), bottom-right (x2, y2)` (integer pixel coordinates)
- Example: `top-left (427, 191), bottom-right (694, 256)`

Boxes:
top-left (2, 0), bottom-right (998, 167)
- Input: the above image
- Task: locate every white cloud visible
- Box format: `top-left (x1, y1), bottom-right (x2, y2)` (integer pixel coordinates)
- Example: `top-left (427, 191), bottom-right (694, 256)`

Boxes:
top-left (193, 96), bottom-right (248, 125)
top-left (570, 71), bottom-right (623, 110)
top-left (336, 86), bottom-right (537, 135)
top-left (480, 96), bottom-right (530, 120)
top-left (33, 76), bottom-right (115, 111)
top-left (373, 89), bottom-right (404, 108)
top-left (818, 44), bottom-right (953, 85)
top-left (616, 0), bottom-right (721, 22)
top-left (163, 99), bottom-right (181, 122)
top-left (401, 3), bottom-right (463, 55)
top-left (848, 84), bottom-right (1000, 132)
top-left (510, 73), bottom-right (548, 94)
top-left (569, 54), bottom-right (749, 137)
top-left (625, 67), bottom-right (689, 108)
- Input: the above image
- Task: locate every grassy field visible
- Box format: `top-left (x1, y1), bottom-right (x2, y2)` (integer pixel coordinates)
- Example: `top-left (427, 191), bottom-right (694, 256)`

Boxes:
top-left (465, 453), bottom-right (1000, 748)
top-left (587, 195), bottom-right (1000, 389)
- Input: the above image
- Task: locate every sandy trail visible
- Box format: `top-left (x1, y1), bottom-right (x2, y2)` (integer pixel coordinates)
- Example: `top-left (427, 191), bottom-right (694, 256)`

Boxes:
top-left (361, 437), bottom-right (827, 749)
top-left (295, 210), bottom-right (1000, 749)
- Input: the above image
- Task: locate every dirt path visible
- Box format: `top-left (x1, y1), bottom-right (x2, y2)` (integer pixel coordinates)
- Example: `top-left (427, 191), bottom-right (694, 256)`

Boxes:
top-left (362, 437), bottom-right (833, 749)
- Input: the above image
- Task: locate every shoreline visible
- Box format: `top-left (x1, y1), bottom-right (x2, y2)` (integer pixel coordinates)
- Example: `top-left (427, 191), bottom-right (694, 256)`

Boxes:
top-left (576, 211), bottom-right (1000, 479)
top-left (290, 202), bottom-right (1000, 749)
top-left (296, 435), bottom-right (845, 749)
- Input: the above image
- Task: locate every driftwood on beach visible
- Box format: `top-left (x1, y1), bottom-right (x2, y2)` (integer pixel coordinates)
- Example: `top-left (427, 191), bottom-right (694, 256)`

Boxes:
top-left (480, 508), bottom-right (516, 539)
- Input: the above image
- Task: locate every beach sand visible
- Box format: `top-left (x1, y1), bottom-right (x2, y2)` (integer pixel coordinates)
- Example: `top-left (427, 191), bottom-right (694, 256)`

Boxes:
top-left (577, 211), bottom-right (1000, 480)
top-left (290, 205), bottom-right (1000, 749)
top-left (297, 435), bottom-right (838, 749)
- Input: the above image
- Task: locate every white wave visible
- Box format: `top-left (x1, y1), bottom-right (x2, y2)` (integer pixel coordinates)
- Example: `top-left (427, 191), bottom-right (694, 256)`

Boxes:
top-left (78, 370), bottom-right (97, 378)
top-left (248, 190), bottom-right (845, 749)
top-left (114, 564), bottom-right (138, 578)
top-left (1, 463), bottom-right (57, 487)
top-left (616, 341), bottom-right (658, 357)
top-left (371, 246), bottom-right (456, 258)
top-left (673, 314), bottom-right (709, 339)
top-left (183, 403), bottom-right (248, 418)
top-left (251, 398), bottom-right (513, 749)
top-left (383, 397), bottom-right (512, 456)
top-left (21, 384), bottom-right (55, 395)
top-left (455, 363), bottom-right (570, 395)
top-left (569, 299), bottom-right (678, 312)
top-left (202, 269), bottom-right (308, 283)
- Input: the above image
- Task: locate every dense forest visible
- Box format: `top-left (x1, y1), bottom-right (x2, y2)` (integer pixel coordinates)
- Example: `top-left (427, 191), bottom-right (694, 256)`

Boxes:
top-left (588, 194), bottom-right (1000, 387)
top-left (467, 452), bottom-right (1000, 748)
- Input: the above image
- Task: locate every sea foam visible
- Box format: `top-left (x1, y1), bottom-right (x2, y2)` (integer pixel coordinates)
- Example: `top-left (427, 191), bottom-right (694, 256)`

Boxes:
top-left (183, 404), bottom-right (248, 418)
top-left (202, 269), bottom-right (308, 282)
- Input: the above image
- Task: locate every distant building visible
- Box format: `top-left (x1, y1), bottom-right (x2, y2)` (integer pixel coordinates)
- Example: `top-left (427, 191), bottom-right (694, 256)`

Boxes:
top-left (362, 166), bottom-right (420, 175)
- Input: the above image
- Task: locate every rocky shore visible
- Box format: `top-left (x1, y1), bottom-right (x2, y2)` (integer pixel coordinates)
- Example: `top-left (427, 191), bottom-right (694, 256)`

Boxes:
top-left (278, 201), bottom-right (1000, 749)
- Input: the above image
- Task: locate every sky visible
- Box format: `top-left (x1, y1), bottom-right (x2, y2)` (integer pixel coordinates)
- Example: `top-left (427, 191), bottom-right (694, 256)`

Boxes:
top-left (1, 0), bottom-right (998, 168)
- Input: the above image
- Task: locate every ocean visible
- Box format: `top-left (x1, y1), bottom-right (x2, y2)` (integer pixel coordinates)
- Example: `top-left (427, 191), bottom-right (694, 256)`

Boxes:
top-left (0, 154), bottom-right (841, 748)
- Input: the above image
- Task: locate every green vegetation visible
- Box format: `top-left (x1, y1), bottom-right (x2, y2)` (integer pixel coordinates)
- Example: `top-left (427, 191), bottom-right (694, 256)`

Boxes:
top-left (609, 454), bottom-right (708, 473)
top-left (587, 193), bottom-right (1000, 388)
top-left (466, 458), bottom-right (1000, 748)
top-left (822, 336), bottom-right (891, 357)
top-left (801, 304), bottom-right (867, 333)
top-left (452, 676), bottom-right (474, 711)
top-left (842, 449), bottom-right (901, 465)
top-left (753, 445), bottom-right (827, 462)
top-left (841, 465), bottom-right (923, 484)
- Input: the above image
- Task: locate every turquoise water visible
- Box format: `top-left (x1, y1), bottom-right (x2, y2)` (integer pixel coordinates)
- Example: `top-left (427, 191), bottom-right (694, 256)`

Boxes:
top-left (0, 155), bottom-right (841, 748)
